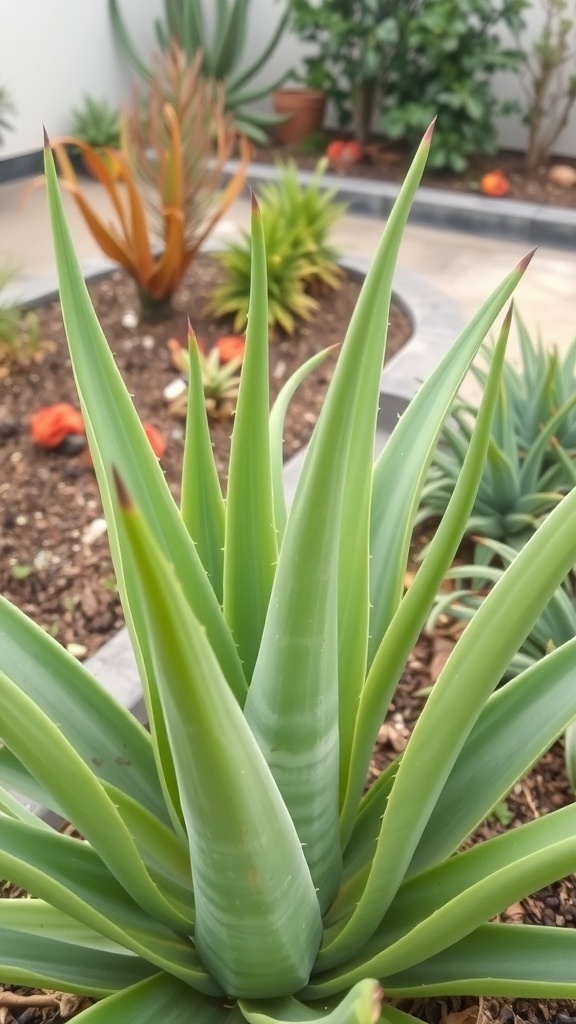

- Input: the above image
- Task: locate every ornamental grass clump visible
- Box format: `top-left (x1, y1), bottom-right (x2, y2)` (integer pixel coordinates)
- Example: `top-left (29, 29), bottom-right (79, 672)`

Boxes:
top-left (417, 314), bottom-right (576, 559)
top-left (4, 129), bottom-right (576, 1021)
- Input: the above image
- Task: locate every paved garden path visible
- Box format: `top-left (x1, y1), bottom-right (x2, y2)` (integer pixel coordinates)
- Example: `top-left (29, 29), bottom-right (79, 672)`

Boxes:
top-left (1, 178), bottom-right (576, 362)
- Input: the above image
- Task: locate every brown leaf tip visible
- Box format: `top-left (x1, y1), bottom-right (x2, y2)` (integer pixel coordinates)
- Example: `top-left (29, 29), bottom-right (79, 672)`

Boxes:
top-left (43, 126), bottom-right (50, 149)
top-left (518, 247), bottom-right (537, 272)
top-left (423, 118), bottom-right (437, 144)
top-left (250, 188), bottom-right (260, 214)
top-left (112, 467), bottom-right (132, 511)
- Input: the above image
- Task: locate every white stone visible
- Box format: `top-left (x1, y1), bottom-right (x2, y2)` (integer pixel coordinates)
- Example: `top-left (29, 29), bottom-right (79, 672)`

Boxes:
top-left (121, 310), bottom-right (139, 329)
top-left (81, 518), bottom-right (108, 545)
top-left (163, 377), bottom-right (187, 402)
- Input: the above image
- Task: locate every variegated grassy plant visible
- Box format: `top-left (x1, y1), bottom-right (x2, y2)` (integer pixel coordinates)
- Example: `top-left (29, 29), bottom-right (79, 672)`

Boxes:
top-left (2, 130), bottom-right (576, 1022)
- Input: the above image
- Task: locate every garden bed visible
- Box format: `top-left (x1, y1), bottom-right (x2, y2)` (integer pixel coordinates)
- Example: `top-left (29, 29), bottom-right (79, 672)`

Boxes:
top-left (0, 254), bottom-right (410, 660)
top-left (255, 138), bottom-right (576, 212)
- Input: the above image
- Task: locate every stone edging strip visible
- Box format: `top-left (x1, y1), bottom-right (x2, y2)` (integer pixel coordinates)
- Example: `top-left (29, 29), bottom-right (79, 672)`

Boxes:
top-left (225, 159), bottom-right (576, 250)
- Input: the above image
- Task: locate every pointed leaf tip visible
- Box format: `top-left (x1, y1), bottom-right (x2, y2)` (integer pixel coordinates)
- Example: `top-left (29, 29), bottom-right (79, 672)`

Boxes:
top-left (518, 248), bottom-right (537, 272)
top-left (112, 467), bottom-right (132, 511)
top-left (423, 119), bottom-right (436, 143)
top-left (250, 188), bottom-right (260, 214)
top-left (43, 126), bottom-right (50, 149)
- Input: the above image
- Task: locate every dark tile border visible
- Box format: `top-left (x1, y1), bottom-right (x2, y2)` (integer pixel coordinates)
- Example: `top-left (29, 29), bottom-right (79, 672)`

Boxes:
top-left (4, 147), bottom-right (574, 247)
top-left (0, 148), bottom-right (43, 185)
top-left (224, 159), bottom-right (576, 251)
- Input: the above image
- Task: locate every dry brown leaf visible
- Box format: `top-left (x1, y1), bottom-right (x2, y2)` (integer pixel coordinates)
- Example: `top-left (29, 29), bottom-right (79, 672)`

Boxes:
top-left (430, 636), bottom-right (456, 681)
top-left (441, 1004), bottom-right (481, 1024)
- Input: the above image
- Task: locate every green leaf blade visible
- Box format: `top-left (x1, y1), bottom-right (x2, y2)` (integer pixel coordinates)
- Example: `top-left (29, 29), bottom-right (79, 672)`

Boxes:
top-left (224, 197), bottom-right (278, 680)
top-left (117, 482), bottom-right (322, 998)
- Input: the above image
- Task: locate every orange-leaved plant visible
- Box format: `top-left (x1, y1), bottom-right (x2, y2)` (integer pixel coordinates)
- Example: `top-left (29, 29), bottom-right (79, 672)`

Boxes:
top-left (50, 47), bottom-right (250, 321)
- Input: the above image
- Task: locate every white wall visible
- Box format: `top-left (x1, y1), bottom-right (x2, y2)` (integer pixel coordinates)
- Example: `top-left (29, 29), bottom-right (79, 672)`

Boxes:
top-left (495, 1), bottom-right (576, 158)
top-left (0, 0), bottom-right (163, 160)
top-left (2, 0), bottom-right (576, 161)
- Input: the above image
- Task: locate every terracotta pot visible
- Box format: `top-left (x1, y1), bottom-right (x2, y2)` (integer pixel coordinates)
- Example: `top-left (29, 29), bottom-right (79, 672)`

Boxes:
top-left (272, 89), bottom-right (326, 145)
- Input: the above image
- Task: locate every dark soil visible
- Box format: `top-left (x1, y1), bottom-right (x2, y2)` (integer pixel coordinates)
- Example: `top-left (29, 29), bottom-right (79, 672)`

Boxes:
top-left (255, 136), bottom-right (576, 211)
top-left (0, 254), bottom-right (410, 661)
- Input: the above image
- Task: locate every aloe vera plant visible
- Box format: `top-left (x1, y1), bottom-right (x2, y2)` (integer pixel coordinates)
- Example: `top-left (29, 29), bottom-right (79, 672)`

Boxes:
top-left (108, 0), bottom-right (289, 141)
top-left (418, 315), bottom-right (576, 559)
top-left (3, 129), bottom-right (576, 1022)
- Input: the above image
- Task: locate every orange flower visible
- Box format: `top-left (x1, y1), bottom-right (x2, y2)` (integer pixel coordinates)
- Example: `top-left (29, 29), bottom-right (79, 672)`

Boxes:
top-left (214, 335), bottom-right (245, 363)
top-left (143, 423), bottom-right (167, 458)
top-left (326, 139), bottom-right (363, 168)
top-left (326, 140), bottom-right (346, 163)
top-left (30, 403), bottom-right (85, 448)
top-left (479, 169), bottom-right (510, 198)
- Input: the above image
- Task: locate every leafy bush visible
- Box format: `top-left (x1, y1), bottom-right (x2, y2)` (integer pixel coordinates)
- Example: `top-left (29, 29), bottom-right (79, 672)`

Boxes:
top-left (208, 159), bottom-right (345, 334)
top-left (380, 0), bottom-right (527, 171)
top-left (51, 49), bottom-right (250, 321)
top-left (4, 128), bottom-right (576, 1021)
top-left (289, 0), bottom-right (418, 145)
top-left (418, 315), bottom-right (576, 557)
top-left (108, 0), bottom-right (288, 142)
top-left (516, 0), bottom-right (576, 172)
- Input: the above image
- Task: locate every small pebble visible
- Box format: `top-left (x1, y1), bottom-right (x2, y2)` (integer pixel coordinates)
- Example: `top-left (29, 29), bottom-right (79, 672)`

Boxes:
top-left (163, 377), bottom-right (187, 402)
top-left (121, 310), bottom-right (138, 329)
top-left (141, 334), bottom-right (155, 350)
top-left (171, 426), bottom-right (185, 442)
top-left (58, 434), bottom-right (87, 456)
top-left (15, 514), bottom-right (27, 526)
top-left (33, 549), bottom-right (53, 571)
top-left (0, 414), bottom-right (19, 439)
top-left (66, 643), bottom-right (88, 659)
top-left (82, 518), bottom-right (108, 545)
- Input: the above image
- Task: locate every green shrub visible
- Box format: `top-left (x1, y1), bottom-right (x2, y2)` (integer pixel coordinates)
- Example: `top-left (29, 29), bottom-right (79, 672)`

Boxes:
top-left (288, 0), bottom-right (417, 145)
top-left (380, 0), bottom-right (527, 171)
top-left (2, 128), bottom-right (576, 1021)
top-left (208, 160), bottom-right (345, 335)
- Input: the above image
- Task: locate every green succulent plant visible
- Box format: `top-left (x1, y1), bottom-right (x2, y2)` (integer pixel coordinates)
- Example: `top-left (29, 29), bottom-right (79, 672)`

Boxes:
top-left (208, 159), bottom-right (345, 335)
top-left (168, 335), bottom-right (244, 420)
top-left (3, 129), bottom-right (576, 1022)
top-left (70, 96), bottom-right (121, 149)
top-left (108, 0), bottom-right (289, 142)
top-left (0, 265), bottom-right (42, 365)
top-left (417, 314), bottom-right (576, 559)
